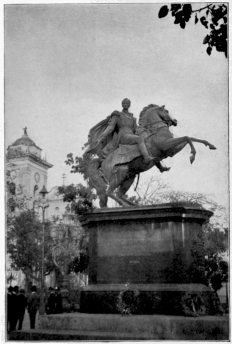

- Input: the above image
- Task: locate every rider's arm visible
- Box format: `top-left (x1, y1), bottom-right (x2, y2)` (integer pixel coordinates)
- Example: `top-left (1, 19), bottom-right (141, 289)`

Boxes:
top-left (99, 115), bottom-right (118, 142)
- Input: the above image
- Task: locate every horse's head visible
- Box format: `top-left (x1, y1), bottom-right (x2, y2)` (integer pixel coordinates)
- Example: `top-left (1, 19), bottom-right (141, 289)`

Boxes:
top-left (139, 104), bottom-right (177, 127)
top-left (157, 105), bottom-right (177, 127)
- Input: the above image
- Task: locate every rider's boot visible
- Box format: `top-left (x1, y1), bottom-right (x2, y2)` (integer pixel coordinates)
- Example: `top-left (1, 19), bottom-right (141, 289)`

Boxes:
top-left (138, 140), bottom-right (155, 164)
top-left (155, 162), bottom-right (171, 173)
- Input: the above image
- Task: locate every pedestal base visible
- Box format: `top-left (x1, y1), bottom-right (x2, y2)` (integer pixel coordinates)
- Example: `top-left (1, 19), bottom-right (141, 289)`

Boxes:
top-left (80, 204), bottom-right (217, 315)
top-left (80, 283), bottom-right (223, 315)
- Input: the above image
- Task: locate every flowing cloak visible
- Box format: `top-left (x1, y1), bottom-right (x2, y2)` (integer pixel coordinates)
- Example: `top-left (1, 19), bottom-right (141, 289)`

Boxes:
top-left (84, 114), bottom-right (119, 157)
top-left (85, 112), bottom-right (141, 168)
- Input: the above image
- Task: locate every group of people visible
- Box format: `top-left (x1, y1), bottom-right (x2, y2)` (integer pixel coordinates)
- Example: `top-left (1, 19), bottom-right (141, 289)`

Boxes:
top-left (7, 285), bottom-right (63, 333)
top-left (45, 287), bottom-right (63, 315)
top-left (7, 285), bottom-right (39, 333)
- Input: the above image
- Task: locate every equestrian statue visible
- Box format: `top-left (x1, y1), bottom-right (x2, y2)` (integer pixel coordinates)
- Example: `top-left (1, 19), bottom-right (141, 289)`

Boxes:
top-left (84, 98), bottom-right (216, 207)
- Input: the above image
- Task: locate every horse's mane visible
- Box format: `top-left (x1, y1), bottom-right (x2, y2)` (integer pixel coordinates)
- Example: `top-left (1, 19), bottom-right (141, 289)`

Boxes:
top-left (139, 104), bottom-right (160, 126)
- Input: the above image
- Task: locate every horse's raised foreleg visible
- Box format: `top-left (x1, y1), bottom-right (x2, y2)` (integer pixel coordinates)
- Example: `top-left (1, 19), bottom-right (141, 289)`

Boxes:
top-left (161, 136), bottom-right (197, 164)
top-left (188, 138), bottom-right (216, 150)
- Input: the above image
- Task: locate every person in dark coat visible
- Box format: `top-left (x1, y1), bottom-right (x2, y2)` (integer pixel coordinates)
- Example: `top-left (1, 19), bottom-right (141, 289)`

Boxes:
top-left (7, 286), bottom-right (13, 333)
top-left (17, 289), bottom-right (27, 330)
top-left (27, 285), bottom-right (40, 329)
top-left (10, 286), bottom-right (19, 331)
top-left (46, 287), bottom-right (55, 314)
top-left (53, 287), bottom-right (63, 314)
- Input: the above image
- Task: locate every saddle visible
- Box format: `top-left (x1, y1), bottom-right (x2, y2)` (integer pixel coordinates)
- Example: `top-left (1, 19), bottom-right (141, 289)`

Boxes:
top-left (101, 144), bottom-right (141, 177)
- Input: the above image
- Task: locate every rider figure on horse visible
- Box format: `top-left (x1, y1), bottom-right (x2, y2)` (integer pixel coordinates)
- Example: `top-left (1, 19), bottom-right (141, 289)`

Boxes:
top-left (98, 98), bottom-right (154, 164)
top-left (85, 98), bottom-right (169, 172)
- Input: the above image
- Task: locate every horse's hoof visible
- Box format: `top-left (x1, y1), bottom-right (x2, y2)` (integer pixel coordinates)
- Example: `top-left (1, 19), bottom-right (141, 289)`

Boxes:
top-left (160, 167), bottom-right (171, 173)
top-left (190, 156), bottom-right (195, 164)
top-left (209, 145), bottom-right (216, 150)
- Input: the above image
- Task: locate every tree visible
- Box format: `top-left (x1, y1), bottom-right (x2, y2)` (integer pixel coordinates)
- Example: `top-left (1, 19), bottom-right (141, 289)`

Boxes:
top-left (158, 3), bottom-right (227, 57)
top-left (6, 161), bottom-right (58, 288)
top-left (58, 183), bottom-right (96, 215)
top-left (57, 183), bottom-right (96, 275)
top-left (7, 209), bottom-right (56, 287)
top-left (130, 176), bottom-right (228, 292)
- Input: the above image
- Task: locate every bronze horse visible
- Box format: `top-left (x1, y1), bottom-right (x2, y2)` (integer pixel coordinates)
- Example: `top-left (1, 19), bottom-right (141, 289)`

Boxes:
top-left (86, 104), bottom-right (216, 207)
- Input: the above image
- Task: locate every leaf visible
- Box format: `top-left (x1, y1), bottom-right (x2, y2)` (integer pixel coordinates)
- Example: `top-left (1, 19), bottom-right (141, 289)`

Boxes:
top-left (182, 4), bottom-right (192, 22)
top-left (180, 21), bottom-right (186, 29)
top-left (183, 4), bottom-right (192, 13)
top-left (206, 46), bottom-right (212, 56)
top-left (171, 3), bottom-right (181, 14)
top-left (200, 16), bottom-right (206, 23)
top-left (200, 16), bottom-right (208, 29)
top-left (158, 5), bottom-right (169, 18)
top-left (203, 35), bottom-right (210, 44)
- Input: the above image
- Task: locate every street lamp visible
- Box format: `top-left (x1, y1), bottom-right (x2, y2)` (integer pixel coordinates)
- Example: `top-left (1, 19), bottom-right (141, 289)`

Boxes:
top-left (60, 204), bottom-right (72, 308)
top-left (38, 185), bottom-right (49, 315)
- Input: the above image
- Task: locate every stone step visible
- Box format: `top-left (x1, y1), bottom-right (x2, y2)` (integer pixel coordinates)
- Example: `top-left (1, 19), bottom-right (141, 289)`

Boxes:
top-left (9, 329), bottom-right (152, 341)
top-left (37, 313), bottom-right (229, 340)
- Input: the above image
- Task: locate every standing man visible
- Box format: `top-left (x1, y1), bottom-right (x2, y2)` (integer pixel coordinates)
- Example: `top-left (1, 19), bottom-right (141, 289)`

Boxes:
top-left (46, 287), bottom-right (55, 314)
top-left (17, 289), bottom-right (27, 330)
top-left (7, 286), bottom-right (13, 333)
top-left (10, 286), bottom-right (19, 332)
top-left (27, 285), bottom-right (40, 329)
top-left (53, 287), bottom-right (63, 314)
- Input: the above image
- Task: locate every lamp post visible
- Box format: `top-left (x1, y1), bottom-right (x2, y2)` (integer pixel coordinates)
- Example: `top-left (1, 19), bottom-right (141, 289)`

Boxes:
top-left (59, 204), bottom-right (72, 309)
top-left (38, 185), bottom-right (49, 315)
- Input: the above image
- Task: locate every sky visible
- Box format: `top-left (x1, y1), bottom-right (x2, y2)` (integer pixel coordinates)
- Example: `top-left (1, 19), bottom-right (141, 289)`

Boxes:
top-left (3, 2), bottom-right (229, 212)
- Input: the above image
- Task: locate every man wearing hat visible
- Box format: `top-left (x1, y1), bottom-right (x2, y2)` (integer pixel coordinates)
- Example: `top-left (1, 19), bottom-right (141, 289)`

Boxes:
top-left (54, 287), bottom-right (63, 314)
top-left (27, 285), bottom-right (40, 329)
top-left (46, 287), bottom-right (55, 314)
top-left (7, 286), bottom-right (13, 333)
top-left (10, 286), bottom-right (19, 331)
top-left (17, 289), bottom-right (27, 330)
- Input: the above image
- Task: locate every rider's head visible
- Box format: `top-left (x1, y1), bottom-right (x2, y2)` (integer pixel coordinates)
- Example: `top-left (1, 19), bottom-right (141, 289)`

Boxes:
top-left (122, 98), bottom-right (131, 110)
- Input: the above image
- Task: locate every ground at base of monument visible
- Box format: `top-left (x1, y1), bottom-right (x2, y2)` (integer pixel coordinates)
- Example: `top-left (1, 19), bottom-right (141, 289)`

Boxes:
top-left (9, 313), bottom-right (229, 341)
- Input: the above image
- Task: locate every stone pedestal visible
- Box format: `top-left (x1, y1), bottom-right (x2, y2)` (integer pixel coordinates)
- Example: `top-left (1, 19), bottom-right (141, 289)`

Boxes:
top-left (80, 203), bottom-right (218, 315)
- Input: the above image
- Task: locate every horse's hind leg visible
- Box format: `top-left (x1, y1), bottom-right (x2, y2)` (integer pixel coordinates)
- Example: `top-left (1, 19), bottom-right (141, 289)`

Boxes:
top-left (98, 191), bottom-right (108, 208)
top-left (106, 165), bottom-right (130, 207)
top-left (116, 176), bottom-right (136, 206)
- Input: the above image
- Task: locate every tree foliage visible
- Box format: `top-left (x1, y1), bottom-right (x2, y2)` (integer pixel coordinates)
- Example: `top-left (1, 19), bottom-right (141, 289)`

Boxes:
top-left (58, 183), bottom-right (96, 215)
top-left (7, 209), bottom-right (56, 281)
top-left (57, 181), bottom-right (96, 274)
top-left (65, 152), bottom-right (93, 181)
top-left (59, 153), bottom-right (98, 274)
top-left (158, 3), bottom-right (227, 57)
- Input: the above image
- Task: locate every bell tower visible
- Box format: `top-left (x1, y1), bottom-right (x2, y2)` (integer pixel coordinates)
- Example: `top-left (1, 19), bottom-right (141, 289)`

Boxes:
top-left (6, 127), bottom-right (53, 208)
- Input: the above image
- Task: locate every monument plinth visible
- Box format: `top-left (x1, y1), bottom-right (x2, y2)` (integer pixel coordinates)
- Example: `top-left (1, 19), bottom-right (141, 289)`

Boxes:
top-left (80, 203), bottom-right (219, 315)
